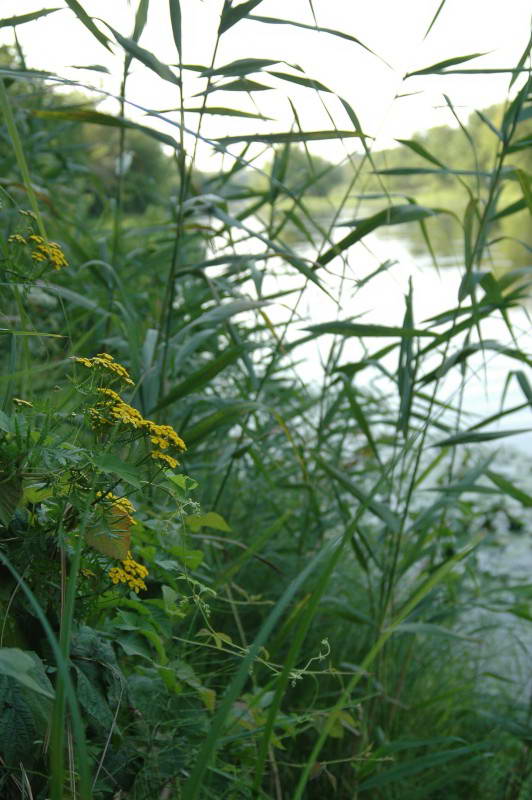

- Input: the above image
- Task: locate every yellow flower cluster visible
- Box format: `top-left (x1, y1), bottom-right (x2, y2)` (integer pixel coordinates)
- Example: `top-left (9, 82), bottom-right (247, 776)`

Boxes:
top-left (28, 235), bottom-right (68, 269)
top-left (96, 490), bottom-right (136, 527)
top-left (109, 552), bottom-right (148, 593)
top-left (149, 423), bottom-right (186, 452)
top-left (74, 353), bottom-right (134, 385)
top-left (151, 450), bottom-right (178, 469)
top-left (88, 386), bottom-right (186, 469)
top-left (8, 232), bottom-right (68, 270)
top-left (8, 233), bottom-right (27, 245)
top-left (90, 388), bottom-right (144, 429)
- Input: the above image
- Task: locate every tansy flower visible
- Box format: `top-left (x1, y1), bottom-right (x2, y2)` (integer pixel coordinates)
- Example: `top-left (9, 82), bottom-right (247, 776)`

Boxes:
top-left (109, 552), bottom-right (148, 593)
top-left (146, 422), bottom-right (186, 452)
top-left (151, 450), bottom-right (178, 469)
top-left (8, 233), bottom-right (27, 245)
top-left (73, 353), bottom-right (134, 385)
top-left (28, 234), bottom-right (68, 270)
top-left (96, 491), bottom-right (136, 527)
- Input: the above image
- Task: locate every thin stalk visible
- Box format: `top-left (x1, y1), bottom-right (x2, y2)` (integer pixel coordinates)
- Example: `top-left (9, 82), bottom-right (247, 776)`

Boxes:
top-left (0, 79), bottom-right (46, 237)
top-left (289, 536), bottom-right (481, 800)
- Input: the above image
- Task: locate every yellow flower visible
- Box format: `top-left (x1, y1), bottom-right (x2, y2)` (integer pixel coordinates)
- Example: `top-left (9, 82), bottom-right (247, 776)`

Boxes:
top-left (146, 422), bottom-right (186, 452)
top-left (108, 552), bottom-right (148, 593)
top-left (109, 401), bottom-right (145, 428)
top-left (73, 353), bottom-right (134, 385)
top-left (8, 233), bottom-right (27, 245)
top-left (97, 387), bottom-right (122, 403)
top-left (84, 379), bottom-right (186, 463)
top-left (28, 234), bottom-right (68, 270)
top-left (96, 490), bottom-right (136, 527)
top-left (151, 450), bottom-right (178, 469)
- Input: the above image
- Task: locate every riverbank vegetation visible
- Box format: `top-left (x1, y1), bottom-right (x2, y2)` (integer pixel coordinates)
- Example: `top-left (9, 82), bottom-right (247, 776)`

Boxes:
top-left (1, 3), bottom-right (532, 798)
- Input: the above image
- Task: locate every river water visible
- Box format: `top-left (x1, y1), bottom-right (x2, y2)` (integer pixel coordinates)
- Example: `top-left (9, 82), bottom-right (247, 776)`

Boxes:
top-left (262, 225), bottom-right (532, 453)
top-left (253, 221), bottom-right (532, 691)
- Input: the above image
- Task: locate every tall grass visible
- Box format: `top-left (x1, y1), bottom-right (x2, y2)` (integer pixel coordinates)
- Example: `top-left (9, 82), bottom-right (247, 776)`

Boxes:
top-left (0, 2), bottom-right (531, 798)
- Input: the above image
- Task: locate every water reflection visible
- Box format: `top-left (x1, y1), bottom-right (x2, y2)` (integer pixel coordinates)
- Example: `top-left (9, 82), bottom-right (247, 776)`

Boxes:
top-left (259, 223), bottom-right (532, 452)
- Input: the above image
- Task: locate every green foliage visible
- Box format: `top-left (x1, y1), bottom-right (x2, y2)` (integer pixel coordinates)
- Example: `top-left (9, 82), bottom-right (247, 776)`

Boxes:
top-left (0, 3), bottom-right (531, 799)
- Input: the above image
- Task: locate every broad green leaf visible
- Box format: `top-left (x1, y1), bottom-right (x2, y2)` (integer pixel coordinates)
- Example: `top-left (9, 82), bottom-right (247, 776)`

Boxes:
top-left (395, 138), bottom-right (446, 168)
top-left (373, 167), bottom-right (491, 177)
top-left (510, 29), bottom-right (532, 88)
top-left (0, 9), bottom-right (59, 28)
top-left (154, 346), bottom-right (247, 411)
top-left (0, 329), bottom-right (63, 337)
top-left (475, 109), bottom-right (503, 140)
top-left (423, 0), bottom-right (447, 38)
top-left (358, 745), bottom-right (486, 790)
top-left (394, 622), bottom-right (473, 640)
top-left (75, 667), bottom-right (115, 730)
top-left (216, 129), bottom-right (367, 145)
top-left (406, 52), bottom-right (486, 77)
top-left (0, 649), bottom-right (54, 699)
top-left (318, 205), bottom-right (445, 267)
top-left (169, 0), bottom-right (182, 58)
top-left (115, 631), bottom-right (153, 660)
top-left (186, 512), bottom-right (231, 533)
top-left (397, 282), bottom-right (415, 436)
top-left (33, 108), bottom-right (179, 149)
top-left (218, 0), bottom-right (265, 34)
top-left (109, 25), bottom-right (181, 85)
top-left (195, 77), bottom-right (271, 95)
top-left (22, 484), bottom-right (53, 504)
top-left (183, 402), bottom-right (259, 446)
top-left (491, 196), bottom-right (528, 218)
top-left (507, 136), bottom-right (532, 154)
top-left (68, 63), bottom-right (110, 73)
top-left (166, 473), bottom-right (199, 492)
top-left (514, 370), bottom-right (532, 404)
top-left (249, 15), bottom-right (381, 59)
top-left (202, 58), bottom-right (277, 78)
top-left (183, 106), bottom-right (272, 119)
top-left (132, 0), bottom-right (149, 42)
top-left (267, 71), bottom-right (332, 92)
top-left (93, 454), bottom-right (142, 489)
top-left (169, 546), bottom-right (204, 569)
top-left (434, 428), bottom-right (531, 447)
top-left (420, 341), bottom-right (532, 384)
top-left (64, 0), bottom-right (111, 50)
top-left (516, 168), bottom-right (532, 218)
top-left (487, 471), bottom-right (532, 507)
top-left (41, 283), bottom-right (110, 316)
top-left (124, 0), bottom-right (150, 74)
top-left (305, 321), bottom-right (436, 338)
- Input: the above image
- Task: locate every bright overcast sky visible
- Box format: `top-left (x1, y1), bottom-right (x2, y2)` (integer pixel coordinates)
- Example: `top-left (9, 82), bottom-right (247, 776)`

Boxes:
top-left (1, 1), bottom-right (531, 169)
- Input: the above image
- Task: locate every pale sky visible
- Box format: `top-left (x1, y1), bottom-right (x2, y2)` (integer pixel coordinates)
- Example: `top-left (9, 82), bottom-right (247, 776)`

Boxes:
top-left (1, 1), bottom-right (531, 169)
